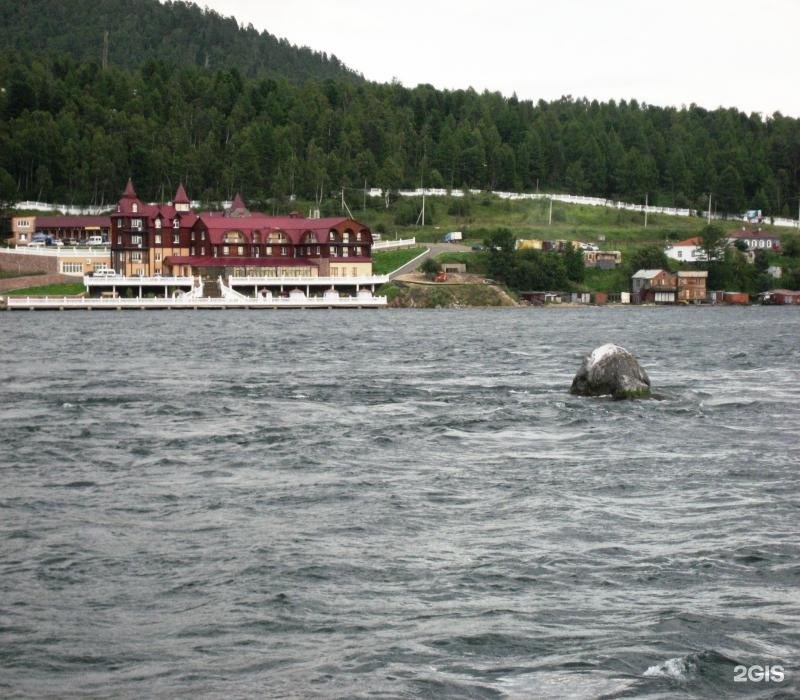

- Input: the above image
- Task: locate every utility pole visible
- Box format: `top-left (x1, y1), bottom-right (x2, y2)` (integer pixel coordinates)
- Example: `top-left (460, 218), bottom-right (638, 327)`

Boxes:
top-left (363, 179), bottom-right (367, 213)
top-left (101, 31), bottom-right (109, 71)
top-left (421, 190), bottom-right (426, 227)
top-left (644, 193), bottom-right (648, 228)
top-left (548, 198), bottom-right (553, 226)
top-left (707, 193), bottom-right (712, 225)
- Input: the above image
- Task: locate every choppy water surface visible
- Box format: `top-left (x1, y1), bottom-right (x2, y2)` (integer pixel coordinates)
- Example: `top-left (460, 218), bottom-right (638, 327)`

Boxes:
top-left (1, 307), bottom-right (799, 698)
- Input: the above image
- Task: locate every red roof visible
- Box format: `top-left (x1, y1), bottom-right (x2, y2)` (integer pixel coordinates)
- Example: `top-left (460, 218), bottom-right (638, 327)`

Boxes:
top-left (36, 216), bottom-right (111, 228)
top-left (173, 184), bottom-right (190, 204)
top-left (194, 215), bottom-right (372, 246)
top-left (122, 178), bottom-right (137, 199)
top-left (726, 230), bottom-right (780, 241)
top-left (674, 236), bottom-right (701, 246)
top-left (164, 256), bottom-right (320, 267)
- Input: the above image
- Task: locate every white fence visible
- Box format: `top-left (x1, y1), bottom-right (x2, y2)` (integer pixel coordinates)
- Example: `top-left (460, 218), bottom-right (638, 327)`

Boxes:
top-left (372, 238), bottom-right (417, 251)
top-left (7, 246), bottom-right (109, 257)
top-left (363, 189), bottom-right (800, 229)
top-left (5, 295), bottom-right (387, 310)
top-left (17, 191), bottom-right (800, 229)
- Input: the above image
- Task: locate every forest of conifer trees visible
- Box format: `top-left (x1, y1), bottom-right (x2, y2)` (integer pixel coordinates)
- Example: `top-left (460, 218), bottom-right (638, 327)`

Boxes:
top-left (1, 0), bottom-right (799, 215)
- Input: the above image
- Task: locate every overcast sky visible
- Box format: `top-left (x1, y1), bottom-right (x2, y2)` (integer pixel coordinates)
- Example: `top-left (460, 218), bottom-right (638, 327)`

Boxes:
top-left (197, 0), bottom-right (798, 117)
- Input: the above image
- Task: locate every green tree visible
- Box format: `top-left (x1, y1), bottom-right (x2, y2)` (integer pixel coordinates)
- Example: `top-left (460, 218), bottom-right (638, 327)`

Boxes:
top-left (781, 234), bottom-right (800, 258)
top-left (483, 227), bottom-right (516, 281)
top-left (698, 224), bottom-right (727, 262)
top-left (564, 244), bottom-right (585, 283)
top-left (625, 244), bottom-right (668, 274)
top-left (419, 257), bottom-right (441, 276)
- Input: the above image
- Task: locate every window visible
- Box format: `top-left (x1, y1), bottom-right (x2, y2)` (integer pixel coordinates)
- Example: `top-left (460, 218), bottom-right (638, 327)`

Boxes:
top-left (155, 219), bottom-right (161, 229)
top-left (343, 248), bottom-right (349, 258)
top-left (355, 246), bottom-right (362, 256)
top-left (191, 231), bottom-right (195, 241)
top-left (352, 267), bottom-right (358, 277)
top-left (190, 247), bottom-right (195, 256)
top-left (331, 247), bottom-right (338, 257)
top-left (316, 246), bottom-right (321, 255)
top-left (132, 203), bottom-right (138, 213)
top-left (238, 246), bottom-right (244, 255)
top-left (254, 249), bottom-right (260, 257)
top-left (131, 218), bottom-right (142, 230)
top-left (329, 231), bottom-right (336, 241)
top-left (155, 233), bottom-right (161, 244)
top-left (223, 246), bottom-right (230, 255)
top-left (201, 231), bottom-right (206, 241)
top-left (155, 252), bottom-right (162, 261)
top-left (131, 251), bottom-right (142, 262)
top-left (343, 232), bottom-right (350, 242)
top-left (172, 233), bottom-right (180, 244)
top-left (132, 235), bottom-right (142, 245)
top-left (173, 218), bottom-right (179, 229)
top-left (265, 246), bottom-right (272, 256)
top-left (281, 246), bottom-right (287, 256)
top-left (117, 235), bottom-right (122, 244)
top-left (356, 232), bottom-right (361, 241)
top-left (93, 263), bottom-right (109, 271)
top-left (61, 262), bottom-right (83, 274)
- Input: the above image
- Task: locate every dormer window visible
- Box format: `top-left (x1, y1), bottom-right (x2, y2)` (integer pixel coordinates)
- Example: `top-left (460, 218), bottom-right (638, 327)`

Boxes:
top-left (356, 232), bottom-right (362, 241)
top-left (155, 219), bottom-right (161, 229)
top-left (343, 232), bottom-right (350, 243)
top-left (132, 203), bottom-right (138, 213)
top-left (329, 231), bottom-right (336, 241)
top-left (173, 218), bottom-right (179, 229)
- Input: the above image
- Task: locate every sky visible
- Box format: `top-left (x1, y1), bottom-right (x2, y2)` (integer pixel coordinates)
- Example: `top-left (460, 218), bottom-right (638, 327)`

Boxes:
top-left (197, 0), bottom-right (799, 117)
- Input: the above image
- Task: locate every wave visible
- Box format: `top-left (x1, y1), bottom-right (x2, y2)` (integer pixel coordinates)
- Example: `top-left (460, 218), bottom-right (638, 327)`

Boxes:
top-left (643, 649), bottom-right (737, 684)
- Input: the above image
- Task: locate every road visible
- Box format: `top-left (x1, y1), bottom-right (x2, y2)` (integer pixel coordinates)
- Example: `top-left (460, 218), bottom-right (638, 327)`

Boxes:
top-left (388, 242), bottom-right (472, 279)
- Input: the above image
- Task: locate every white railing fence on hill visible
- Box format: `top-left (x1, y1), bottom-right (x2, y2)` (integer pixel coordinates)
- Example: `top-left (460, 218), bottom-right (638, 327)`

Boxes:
top-left (14, 192), bottom-right (800, 229)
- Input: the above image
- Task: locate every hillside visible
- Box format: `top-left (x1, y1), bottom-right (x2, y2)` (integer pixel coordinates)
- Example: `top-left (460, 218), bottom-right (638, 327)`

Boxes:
top-left (0, 0), bottom-right (363, 83)
top-left (0, 2), bottom-right (799, 217)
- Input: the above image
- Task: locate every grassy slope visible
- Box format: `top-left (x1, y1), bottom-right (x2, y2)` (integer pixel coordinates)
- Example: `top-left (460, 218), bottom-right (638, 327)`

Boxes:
top-left (372, 247), bottom-right (427, 275)
top-left (4, 282), bottom-right (85, 296)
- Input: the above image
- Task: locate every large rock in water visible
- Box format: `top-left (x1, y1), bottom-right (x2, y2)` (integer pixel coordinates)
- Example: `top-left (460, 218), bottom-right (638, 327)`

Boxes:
top-left (570, 343), bottom-right (651, 399)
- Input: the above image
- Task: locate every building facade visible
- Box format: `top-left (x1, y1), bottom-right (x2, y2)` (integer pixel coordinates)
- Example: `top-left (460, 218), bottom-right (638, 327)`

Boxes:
top-left (8, 215), bottom-right (111, 246)
top-left (631, 269), bottom-right (677, 303)
top-left (108, 182), bottom-right (374, 278)
top-left (726, 228), bottom-right (781, 251)
top-left (665, 236), bottom-right (707, 263)
top-left (676, 270), bottom-right (708, 302)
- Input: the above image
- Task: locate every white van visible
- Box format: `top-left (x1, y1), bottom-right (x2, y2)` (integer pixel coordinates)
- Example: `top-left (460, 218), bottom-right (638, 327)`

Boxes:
top-left (86, 235), bottom-right (105, 246)
top-left (93, 268), bottom-right (117, 277)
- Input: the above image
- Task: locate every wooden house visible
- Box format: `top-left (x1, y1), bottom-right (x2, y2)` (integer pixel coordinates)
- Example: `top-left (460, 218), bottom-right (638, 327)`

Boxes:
top-left (631, 269), bottom-right (677, 303)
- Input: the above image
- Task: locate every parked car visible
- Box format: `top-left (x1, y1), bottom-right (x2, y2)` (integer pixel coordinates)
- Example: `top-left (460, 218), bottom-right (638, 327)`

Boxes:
top-left (93, 268), bottom-right (117, 277)
top-left (86, 235), bottom-right (105, 246)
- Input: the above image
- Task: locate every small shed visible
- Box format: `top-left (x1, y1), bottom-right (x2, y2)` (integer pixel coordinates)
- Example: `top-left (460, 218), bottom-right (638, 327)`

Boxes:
top-left (723, 291), bottom-right (749, 305)
top-left (760, 289), bottom-right (800, 305)
top-left (441, 262), bottom-right (466, 274)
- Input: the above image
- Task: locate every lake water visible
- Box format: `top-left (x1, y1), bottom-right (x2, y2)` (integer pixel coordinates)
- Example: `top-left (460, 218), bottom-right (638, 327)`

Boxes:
top-left (1, 307), bottom-right (798, 698)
